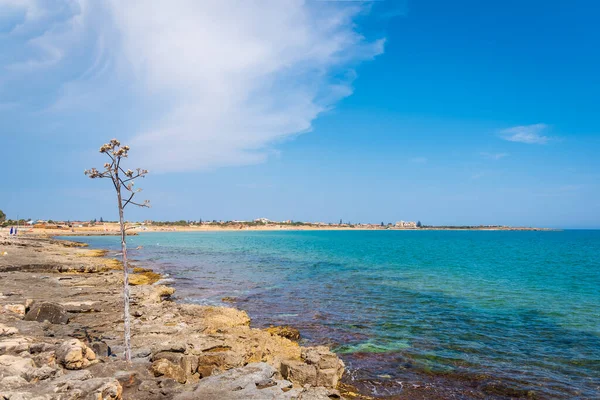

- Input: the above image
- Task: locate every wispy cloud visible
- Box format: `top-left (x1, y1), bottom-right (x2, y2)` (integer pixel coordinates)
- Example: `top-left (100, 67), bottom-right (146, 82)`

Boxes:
top-left (3, 0), bottom-right (385, 172)
top-left (499, 123), bottom-right (550, 144)
top-left (480, 152), bottom-right (509, 160)
top-left (410, 157), bottom-right (428, 164)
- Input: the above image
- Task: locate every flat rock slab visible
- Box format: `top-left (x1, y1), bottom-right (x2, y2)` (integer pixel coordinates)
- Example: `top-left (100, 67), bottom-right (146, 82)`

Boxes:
top-left (173, 363), bottom-right (341, 400)
top-left (24, 302), bottom-right (69, 325)
top-left (175, 362), bottom-right (294, 400)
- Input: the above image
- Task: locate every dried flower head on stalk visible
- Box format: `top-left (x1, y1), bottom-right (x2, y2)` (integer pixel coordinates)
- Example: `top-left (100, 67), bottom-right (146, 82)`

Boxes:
top-left (85, 139), bottom-right (149, 363)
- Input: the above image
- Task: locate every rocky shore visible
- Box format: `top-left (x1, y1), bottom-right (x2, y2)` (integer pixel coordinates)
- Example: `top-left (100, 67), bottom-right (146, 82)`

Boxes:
top-left (0, 235), bottom-right (347, 399)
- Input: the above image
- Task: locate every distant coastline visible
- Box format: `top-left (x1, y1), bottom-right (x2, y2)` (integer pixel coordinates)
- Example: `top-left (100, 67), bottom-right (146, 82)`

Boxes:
top-left (4, 220), bottom-right (557, 236)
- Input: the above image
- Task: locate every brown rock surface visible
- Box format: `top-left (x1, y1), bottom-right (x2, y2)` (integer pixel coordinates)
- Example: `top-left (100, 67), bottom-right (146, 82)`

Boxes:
top-left (3, 304), bottom-right (25, 317)
top-left (150, 359), bottom-right (187, 384)
top-left (24, 302), bottom-right (70, 324)
top-left (266, 325), bottom-right (301, 341)
top-left (56, 339), bottom-right (97, 370)
top-left (0, 234), bottom-right (346, 399)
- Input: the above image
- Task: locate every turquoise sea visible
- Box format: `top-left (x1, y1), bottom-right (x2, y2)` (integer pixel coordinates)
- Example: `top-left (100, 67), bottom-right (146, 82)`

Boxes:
top-left (69, 230), bottom-right (600, 398)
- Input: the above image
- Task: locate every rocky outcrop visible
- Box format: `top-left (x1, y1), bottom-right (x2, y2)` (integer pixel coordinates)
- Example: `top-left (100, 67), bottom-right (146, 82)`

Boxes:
top-left (54, 377), bottom-right (123, 400)
top-left (176, 303), bottom-right (251, 332)
top-left (0, 375), bottom-right (29, 390)
top-left (0, 324), bottom-right (18, 337)
top-left (174, 363), bottom-right (342, 400)
top-left (175, 362), bottom-right (292, 400)
top-left (24, 302), bottom-right (69, 324)
top-left (3, 304), bottom-right (26, 317)
top-left (91, 341), bottom-right (111, 357)
top-left (280, 346), bottom-right (345, 388)
top-left (56, 339), bottom-right (97, 370)
top-left (0, 236), bottom-right (348, 399)
top-left (0, 337), bottom-right (31, 355)
top-left (266, 325), bottom-right (301, 341)
top-left (137, 285), bottom-right (175, 304)
top-left (0, 355), bottom-right (35, 379)
top-left (150, 358), bottom-right (187, 384)
top-left (129, 268), bottom-right (162, 286)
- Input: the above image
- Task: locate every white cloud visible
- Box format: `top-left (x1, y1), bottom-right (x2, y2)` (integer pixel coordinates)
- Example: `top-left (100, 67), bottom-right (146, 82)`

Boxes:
top-left (480, 152), bottom-right (509, 160)
top-left (3, 0), bottom-right (384, 172)
top-left (1, 0), bottom-right (86, 70)
top-left (499, 123), bottom-right (550, 144)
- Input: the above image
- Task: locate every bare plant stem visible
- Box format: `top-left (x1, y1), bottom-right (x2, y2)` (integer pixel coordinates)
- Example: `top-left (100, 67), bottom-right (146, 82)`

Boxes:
top-left (116, 180), bottom-right (132, 363)
top-left (85, 139), bottom-right (148, 364)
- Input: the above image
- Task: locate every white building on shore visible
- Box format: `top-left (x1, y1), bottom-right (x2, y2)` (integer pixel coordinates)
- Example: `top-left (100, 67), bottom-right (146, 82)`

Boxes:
top-left (395, 220), bottom-right (417, 228)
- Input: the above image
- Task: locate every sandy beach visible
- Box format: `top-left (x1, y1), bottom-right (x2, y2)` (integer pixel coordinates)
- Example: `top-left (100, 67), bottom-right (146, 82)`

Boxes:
top-left (8, 222), bottom-right (553, 239)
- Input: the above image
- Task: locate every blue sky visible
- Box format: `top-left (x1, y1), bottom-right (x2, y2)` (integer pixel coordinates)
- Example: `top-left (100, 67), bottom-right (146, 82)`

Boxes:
top-left (1, 0), bottom-right (599, 228)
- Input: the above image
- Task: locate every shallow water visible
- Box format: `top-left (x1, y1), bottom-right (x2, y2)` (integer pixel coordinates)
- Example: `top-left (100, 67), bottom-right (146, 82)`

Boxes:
top-left (68, 230), bottom-right (600, 398)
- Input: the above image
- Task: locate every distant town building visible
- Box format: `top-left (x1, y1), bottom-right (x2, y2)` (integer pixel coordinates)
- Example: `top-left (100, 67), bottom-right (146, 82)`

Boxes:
top-left (395, 220), bottom-right (417, 228)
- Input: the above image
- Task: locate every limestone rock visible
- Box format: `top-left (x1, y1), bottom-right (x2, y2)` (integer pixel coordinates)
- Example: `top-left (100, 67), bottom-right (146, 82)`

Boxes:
top-left (56, 339), bottom-right (96, 370)
top-left (137, 379), bottom-right (159, 394)
top-left (0, 375), bottom-right (28, 390)
top-left (297, 387), bottom-right (344, 399)
top-left (174, 362), bottom-right (298, 400)
top-left (128, 274), bottom-right (152, 286)
top-left (0, 324), bottom-right (18, 337)
top-left (177, 303), bottom-right (250, 331)
top-left (129, 270), bottom-right (161, 286)
top-left (0, 355), bottom-right (35, 378)
top-left (180, 355), bottom-right (199, 378)
top-left (31, 351), bottom-right (57, 370)
top-left (295, 346), bottom-right (345, 387)
top-left (59, 301), bottom-right (101, 313)
top-left (24, 299), bottom-right (35, 312)
top-left (280, 360), bottom-right (317, 386)
top-left (150, 351), bottom-right (198, 382)
top-left (0, 393), bottom-right (52, 400)
top-left (132, 348), bottom-right (151, 359)
top-left (0, 337), bottom-right (31, 355)
top-left (55, 377), bottom-right (123, 400)
top-left (114, 371), bottom-right (140, 390)
top-left (197, 350), bottom-right (245, 373)
top-left (151, 351), bottom-right (184, 365)
top-left (281, 347), bottom-right (346, 388)
top-left (302, 347), bottom-right (341, 370)
top-left (29, 343), bottom-right (50, 355)
top-left (150, 359), bottom-right (186, 384)
top-left (266, 325), bottom-right (301, 341)
top-left (142, 285), bottom-right (175, 303)
top-left (4, 304), bottom-right (26, 316)
top-left (53, 369), bottom-right (93, 384)
top-left (151, 341), bottom-right (187, 354)
top-left (24, 302), bottom-right (69, 325)
top-left (91, 341), bottom-right (111, 357)
top-left (23, 365), bottom-right (61, 381)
